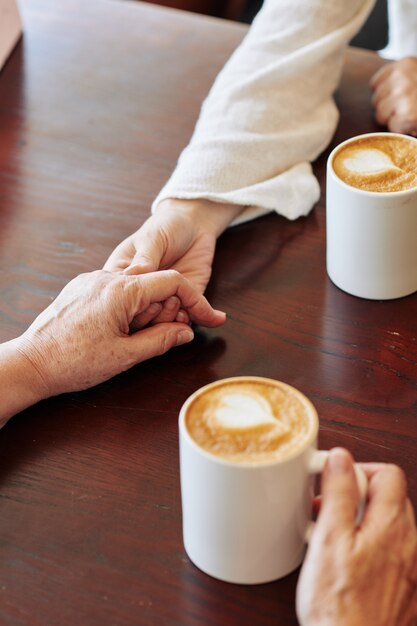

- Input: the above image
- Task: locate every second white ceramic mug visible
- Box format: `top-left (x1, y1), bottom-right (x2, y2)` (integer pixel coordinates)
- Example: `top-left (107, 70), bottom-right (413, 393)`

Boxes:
top-left (326, 132), bottom-right (417, 300)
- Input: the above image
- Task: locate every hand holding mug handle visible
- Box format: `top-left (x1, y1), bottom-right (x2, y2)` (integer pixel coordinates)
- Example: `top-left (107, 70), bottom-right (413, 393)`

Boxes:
top-left (305, 449), bottom-right (367, 542)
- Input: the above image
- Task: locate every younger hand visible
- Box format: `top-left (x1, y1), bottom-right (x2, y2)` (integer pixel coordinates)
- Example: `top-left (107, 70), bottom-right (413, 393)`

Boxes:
top-left (371, 57), bottom-right (417, 136)
top-left (103, 202), bottom-right (217, 294)
top-left (296, 448), bottom-right (417, 626)
top-left (103, 199), bottom-right (244, 295)
top-left (17, 269), bottom-right (225, 399)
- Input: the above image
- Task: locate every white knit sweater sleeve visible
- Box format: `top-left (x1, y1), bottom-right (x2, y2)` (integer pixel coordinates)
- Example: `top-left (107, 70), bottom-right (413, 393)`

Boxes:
top-left (381, 0), bottom-right (417, 59)
top-left (152, 0), bottom-right (375, 224)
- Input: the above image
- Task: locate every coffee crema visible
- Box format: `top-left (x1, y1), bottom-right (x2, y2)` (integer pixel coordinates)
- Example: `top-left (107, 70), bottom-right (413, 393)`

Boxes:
top-left (332, 134), bottom-right (417, 192)
top-left (185, 379), bottom-right (315, 464)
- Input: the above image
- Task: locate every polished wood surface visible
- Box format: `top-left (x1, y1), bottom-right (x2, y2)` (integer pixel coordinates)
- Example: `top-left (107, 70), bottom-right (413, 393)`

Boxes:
top-left (0, 1), bottom-right (415, 625)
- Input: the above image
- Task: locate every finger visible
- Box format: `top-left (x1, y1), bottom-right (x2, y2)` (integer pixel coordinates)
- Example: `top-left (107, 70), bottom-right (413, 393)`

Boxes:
top-left (130, 271), bottom-right (226, 328)
top-left (388, 111), bottom-right (417, 136)
top-left (370, 63), bottom-right (394, 90)
top-left (371, 81), bottom-right (392, 108)
top-left (357, 462), bottom-right (395, 480)
top-left (176, 309), bottom-right (190, 324)
top-left (316, 448), bottom-right (359, 533)
top-left (129, 302), bottom-right (163, 332)
top-left (123, 263), bottom-right (156, 276)
top-left (149, 295), bottom-right (181, 325)
top-left (124, 322), bottom-right (194, 363)
top-left (362, 464), bottom-right (408, 531)
top-left (103, 239), bottom-right (135, 272)
top-left (374, 96), bottom-right (396, 126)
top-left (122, 221), bottom-right (166, 274)
top-left (405, 499), bottom-right (417, 530)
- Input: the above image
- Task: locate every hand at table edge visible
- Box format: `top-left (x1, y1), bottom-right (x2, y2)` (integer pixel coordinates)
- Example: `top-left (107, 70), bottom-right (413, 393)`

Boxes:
top-left (297, 448), bottom-right (417, 626)
top-left (370, 56), bottom-right (417, 136)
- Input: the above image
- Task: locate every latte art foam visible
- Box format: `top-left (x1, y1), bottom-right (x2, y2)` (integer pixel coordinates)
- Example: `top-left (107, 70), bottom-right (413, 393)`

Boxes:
top-left (332, 135), bottom-right (417, 192)
top-left (185, 379), bottom-right (315, 464)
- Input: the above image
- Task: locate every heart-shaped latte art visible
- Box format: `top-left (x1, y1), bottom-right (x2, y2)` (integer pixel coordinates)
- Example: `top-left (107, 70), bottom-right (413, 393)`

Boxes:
top-left (343, 148), bottom-right (400, 174)
top-left (214, 392), bottom-right (288, 432)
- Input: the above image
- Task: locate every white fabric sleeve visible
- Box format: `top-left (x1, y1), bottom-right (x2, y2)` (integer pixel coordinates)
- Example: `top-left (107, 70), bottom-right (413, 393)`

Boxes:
top-left (380, 0), bottom-right (417, 60)
top-left (152, 0), bottom-right (375, 224)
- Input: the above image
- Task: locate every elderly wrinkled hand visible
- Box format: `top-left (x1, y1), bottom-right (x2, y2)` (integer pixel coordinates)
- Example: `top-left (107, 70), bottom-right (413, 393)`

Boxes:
top-left (16, 269), bottom-right (225, 400)
top-left (297, 448), bottom-right (417, 626)
top-left (371, 57), bottom-right (417, 136)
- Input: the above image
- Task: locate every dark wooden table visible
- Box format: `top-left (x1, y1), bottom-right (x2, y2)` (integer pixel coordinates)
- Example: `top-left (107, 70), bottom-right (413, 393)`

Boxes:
top-left (0, 1), bottom-right (416, 624)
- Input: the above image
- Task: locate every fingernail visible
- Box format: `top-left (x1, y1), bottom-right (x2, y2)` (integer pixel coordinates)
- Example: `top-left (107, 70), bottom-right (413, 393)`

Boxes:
top-left (215, 310), bottom-right (227, 318)
top-left (176, 330), bottom-right (194, 346)
top-left (148, 302), bottom-right (162, 314)
top-left (176, 311), bottom-right (188, 323)
top-left (123, 261), bottom-right (153, 275)
top-left (166, 296), bottom-right (179, 311)
top-left (328, 448), bottom-right (351, 473)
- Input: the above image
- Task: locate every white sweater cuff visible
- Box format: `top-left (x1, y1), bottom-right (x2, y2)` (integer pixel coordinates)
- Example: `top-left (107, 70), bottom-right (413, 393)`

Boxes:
top-left (152, 161), bottom-right (321, 225)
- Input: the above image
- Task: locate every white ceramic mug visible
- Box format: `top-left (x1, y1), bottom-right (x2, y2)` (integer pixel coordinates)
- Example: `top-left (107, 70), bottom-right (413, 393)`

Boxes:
top-left (326, 132), bottom-right (417, 300)
top-left (179, 377), bottom-right (366, 585)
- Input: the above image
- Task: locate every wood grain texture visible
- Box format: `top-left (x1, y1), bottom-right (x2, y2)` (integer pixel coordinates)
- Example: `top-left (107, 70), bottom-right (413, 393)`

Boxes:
top-left (0, 2), bottom-right (416, 625)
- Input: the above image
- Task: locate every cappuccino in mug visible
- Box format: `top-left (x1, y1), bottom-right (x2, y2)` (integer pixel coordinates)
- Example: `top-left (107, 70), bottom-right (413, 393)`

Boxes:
top-left (332, 133), bottom-right (417, 193)
top-left (327, 132), bottom-right (417, 300)
top-left (185, 378), bottom-right (315, 464)
top-left (179, 377), bottom-right (367, 584)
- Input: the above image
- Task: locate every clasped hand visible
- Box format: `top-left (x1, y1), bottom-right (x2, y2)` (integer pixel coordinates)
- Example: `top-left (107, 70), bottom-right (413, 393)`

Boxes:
top-left (17, 269), bottom-right (225, 400)
top-left (371, 57), bottom-right (417, 136)
top-left (297, 449), bottom-right (417, 626)
top-left (103, 198), bottom-right (243, 324)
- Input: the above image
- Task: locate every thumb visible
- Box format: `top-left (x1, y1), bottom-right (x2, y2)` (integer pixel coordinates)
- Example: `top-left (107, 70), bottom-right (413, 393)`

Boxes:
top-left (123, 226), bottom-right (166, 275)
top-left (316, 448), bottom-right (359, 533)
top-left (122, 322), bottom-right (194, 363)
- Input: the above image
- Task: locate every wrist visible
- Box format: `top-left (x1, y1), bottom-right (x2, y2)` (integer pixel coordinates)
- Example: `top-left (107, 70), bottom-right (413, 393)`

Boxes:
top-left (156, 198), bottom-right (244, 238)
top-left (0, 336), bottom-right (50, 425)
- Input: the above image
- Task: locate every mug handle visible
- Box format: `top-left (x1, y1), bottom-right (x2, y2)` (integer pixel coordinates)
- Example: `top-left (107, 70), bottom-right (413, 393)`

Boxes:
top-left (304, 450), bottom-right (368, 542)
